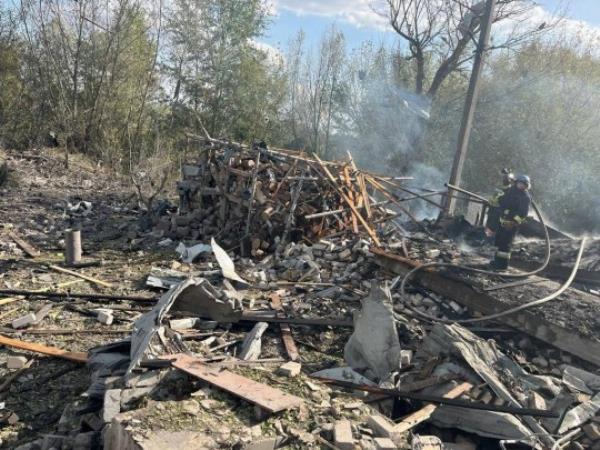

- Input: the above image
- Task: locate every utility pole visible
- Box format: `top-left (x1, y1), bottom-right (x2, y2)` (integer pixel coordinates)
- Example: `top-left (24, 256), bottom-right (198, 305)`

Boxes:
top-left (443, 0), bottom-right (497, 216)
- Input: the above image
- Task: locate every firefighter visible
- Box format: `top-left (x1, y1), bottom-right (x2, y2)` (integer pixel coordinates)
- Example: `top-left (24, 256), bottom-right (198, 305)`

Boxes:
top-left (485, 168), bottom-right (515, 237)
top-left (489, 174), bottom-right (531, 270)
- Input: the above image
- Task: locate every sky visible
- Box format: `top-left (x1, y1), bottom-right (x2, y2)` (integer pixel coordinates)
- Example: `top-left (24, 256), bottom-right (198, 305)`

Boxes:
top-left (262, 0), bottom-right (600, 51)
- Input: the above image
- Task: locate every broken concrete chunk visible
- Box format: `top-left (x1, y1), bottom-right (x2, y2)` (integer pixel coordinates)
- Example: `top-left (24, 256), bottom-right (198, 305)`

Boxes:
top-left (239, 322), bottom-right (268, 360)
top-left (102, 389), bottom-right (122, 423)
top-left (528, 391), bottom-right (547, 410)
top-left (334, 419), bottom-right (355, 450)
top-left (374, 437), bottom-right (397, 450)
top-left (6, 355), bottom-right (28, 369)
top-left (344, 282), bottom-right (401, 381)
top-left (368, 414), bottom-right (403, 444)
top-left (278, 361), bottom-right (301, 377)
top-left (12, 312), bottom-right (37, 329)
top-left (95, 309), bottom-right (114, 325)
top-left (558, 392), bottom-right (600, 433)
top-left (245, 437), bottom-right (284, 450)
top-left (411, 435), bottom-right (443, 450)
top-left (169, 317), bottom-right (199, 330)
top-left (431, 406), bottom-right (533, 441)
top-left (563, 365), bottom-right (600, 394)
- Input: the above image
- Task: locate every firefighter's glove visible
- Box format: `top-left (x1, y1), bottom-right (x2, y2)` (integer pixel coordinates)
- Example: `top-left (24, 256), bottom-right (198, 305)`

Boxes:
top-left (488, 195), bottom-right (500, 207)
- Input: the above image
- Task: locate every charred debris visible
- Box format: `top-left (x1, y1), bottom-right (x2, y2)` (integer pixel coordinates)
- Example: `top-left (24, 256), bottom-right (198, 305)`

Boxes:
top-left (0, 142), bottom-right (599, 450)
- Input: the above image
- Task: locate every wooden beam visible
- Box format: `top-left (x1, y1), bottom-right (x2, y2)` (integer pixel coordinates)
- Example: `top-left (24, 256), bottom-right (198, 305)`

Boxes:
top-left (0, 334), bottom-right (88, 363)
top-left (8, 230), bottom-right (40, 257)
top-left (372, 248), bottom-right (600, 367)
top-left (269, 293), bottom-right (300, 361)
top-left (48, 265), bottom-right (113, 288)
top-left (171, 353), bottom-right (303, 413)
top-left (313, 155), bottom-right (381, 246)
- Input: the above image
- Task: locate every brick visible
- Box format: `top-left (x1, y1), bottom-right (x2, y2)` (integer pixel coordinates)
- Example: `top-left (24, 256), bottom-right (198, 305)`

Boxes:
top-left (6, 355), bottom-right (28, 369)
top-left (278, 362), bottom-right (301, 377)
top-left (374, 437), bottom-right (397, 449)
top-left (12, 313), bottom-right (37, 329)
top-left (334, 419), bottom-right (354, 450)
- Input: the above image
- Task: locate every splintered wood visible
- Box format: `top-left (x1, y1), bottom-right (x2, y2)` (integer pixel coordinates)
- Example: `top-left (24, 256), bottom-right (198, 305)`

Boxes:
top-left (163, 138), bottom-right (416, 252)
top-left (171, 353), bottom-right (303, 413)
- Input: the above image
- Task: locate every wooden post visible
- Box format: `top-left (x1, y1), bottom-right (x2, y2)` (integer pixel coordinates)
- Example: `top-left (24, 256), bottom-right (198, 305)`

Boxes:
top-left (443, 0), bottom-right (498, 216)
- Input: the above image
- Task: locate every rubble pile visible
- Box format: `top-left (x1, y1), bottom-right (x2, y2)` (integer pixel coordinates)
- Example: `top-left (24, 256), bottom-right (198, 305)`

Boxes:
top-left (158, 139), bottom-right (405, 254)
top-left (0, 145), bottom-right (599, 450)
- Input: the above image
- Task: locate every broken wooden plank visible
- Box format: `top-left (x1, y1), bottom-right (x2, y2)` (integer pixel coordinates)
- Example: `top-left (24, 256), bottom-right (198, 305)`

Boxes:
top-left (8, 230), bottom-right (40, 257)
top-left (393, 382), bottom-right (473, 434)
top-left (343, 166), bottom-right (359, 234)
top-left (313, 155), bottom-right (381, 246)
top-left (269, 293), bottom-right (300, 361)
top-left (0, 334), bottom-right (88, 363)
top-left (372, 249), bottom-right (600, 367)
top-left (171, 353), bottom-right (303, 413)
top-left (48, 265), bottom-right (113, 288)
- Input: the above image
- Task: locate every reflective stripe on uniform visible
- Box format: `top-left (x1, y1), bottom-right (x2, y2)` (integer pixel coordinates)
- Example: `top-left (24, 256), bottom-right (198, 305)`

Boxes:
top-left (513, 215), bottom-right (525, 224)
top-left (495, 251), bottom-right (511, 260)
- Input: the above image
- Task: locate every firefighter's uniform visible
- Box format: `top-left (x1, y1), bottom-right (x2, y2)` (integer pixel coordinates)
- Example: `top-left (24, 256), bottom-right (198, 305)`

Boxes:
top-left (485, 169), bottom-right (514, 234)
top-left (490, 182), bottom-right (531, 270)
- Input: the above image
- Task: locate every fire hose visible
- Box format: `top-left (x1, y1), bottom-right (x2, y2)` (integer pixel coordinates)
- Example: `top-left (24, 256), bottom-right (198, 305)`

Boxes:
top-left (398, 184), bottom-right (587, 323)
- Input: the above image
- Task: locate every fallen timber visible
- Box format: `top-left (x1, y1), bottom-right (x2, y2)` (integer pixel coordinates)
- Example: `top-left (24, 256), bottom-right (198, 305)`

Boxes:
top-left (372, 248), bottom-right (600, 366)
top-left (510, 258), bottom-right (600, 287)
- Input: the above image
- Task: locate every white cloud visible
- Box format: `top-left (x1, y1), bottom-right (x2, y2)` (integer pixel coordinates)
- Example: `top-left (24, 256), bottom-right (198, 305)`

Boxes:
top-left (272, 0), bottom-right (600, 48)
top-left (252, 40), bottom-right (285, 63)
top-left (273, 0), bottom-right (389, 31)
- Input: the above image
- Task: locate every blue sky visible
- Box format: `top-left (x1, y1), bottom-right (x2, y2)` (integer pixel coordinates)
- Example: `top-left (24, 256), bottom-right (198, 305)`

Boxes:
top-left (263, 0), bottom-right (600, 51)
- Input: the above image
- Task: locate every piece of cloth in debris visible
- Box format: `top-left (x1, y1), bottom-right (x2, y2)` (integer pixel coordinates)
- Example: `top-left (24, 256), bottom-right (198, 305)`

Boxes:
top-left (344, 282), bottom-right (401, 381)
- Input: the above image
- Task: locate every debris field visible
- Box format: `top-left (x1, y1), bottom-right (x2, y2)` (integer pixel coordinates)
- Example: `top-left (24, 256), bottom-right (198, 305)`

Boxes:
top-left (0, 144), bottom-right (599, 450)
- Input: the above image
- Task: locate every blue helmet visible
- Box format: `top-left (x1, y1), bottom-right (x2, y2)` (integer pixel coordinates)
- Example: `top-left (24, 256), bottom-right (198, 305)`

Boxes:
top-left (515, 174), bottom-right (531, 188)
